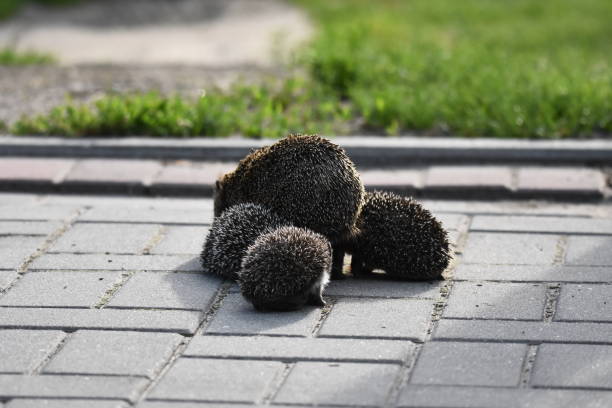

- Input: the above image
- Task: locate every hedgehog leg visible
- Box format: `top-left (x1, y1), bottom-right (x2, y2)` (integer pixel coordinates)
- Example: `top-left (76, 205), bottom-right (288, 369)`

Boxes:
top-left (307, 288), bottom-right (326, 307)
top-left (350, 253), bottom-right (374, 277)
top-left (331, 246), bottom-right (345, 280)
top-left (350, 253), bottom-right (364, 276)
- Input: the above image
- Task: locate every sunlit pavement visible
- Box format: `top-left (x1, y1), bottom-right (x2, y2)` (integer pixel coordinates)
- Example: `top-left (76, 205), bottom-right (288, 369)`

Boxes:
top-left (1, 194), bottom-right (612, 407)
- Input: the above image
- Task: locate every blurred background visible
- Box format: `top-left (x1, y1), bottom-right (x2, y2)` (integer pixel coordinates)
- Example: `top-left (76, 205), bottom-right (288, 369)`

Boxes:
top-left (0, 0), bottom-right (610, 139)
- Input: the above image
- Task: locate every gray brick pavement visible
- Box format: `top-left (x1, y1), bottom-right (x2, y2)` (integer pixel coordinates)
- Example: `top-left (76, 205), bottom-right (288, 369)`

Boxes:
top-left (397, 386), bottom-right (612, 408)
top-left (6, 400), bottom-right (126, 408)
top-left (0, 221), bottom-right (61, 235)
top-left (148, 358), bottom-right (282, 403)
top-left (49, 223), bottom-right (161, 254)
top-left (2, 194), bottom-right (612, 407)
top-left (108, 272), bottom-right (222, 310)
top-left (0, 271), bottom-right (18, 290)
top-left (0, 307), bottom-right (202, 334)
top-left (0, 330), bottom-right (65, 373)
top-left (0, 271), bottom-right (121, 307)
top-left (318, 298), bottom-right (434, 341)
top-left (79, 206), bottom-right (212, 224)
top-left (275, 362), bottom-right (399, 406)
top-left (205, 293), bottom-right (320, 336)
top-left (30, 253), bottom-right (200, 271)
top-left (184, 335), bottom-right (413, 363)
top-left (150, 226), bottom-right (208, 255)
top-left (434, 320), bottom-right (612, 343)
top-left (0, 236), bottom-right (45, 269)
top-left (324, 279), bottom-right (442, 299)
top-left (471, 215), bottom-right (612, 234)
top-left (531, 343), bottom-right (612, 388)
top-left (454, 264), bottom-right (612, 283)
top-left (443, 282), bottom-right (547, 320)
top-left (566, 236), bottom-right (612, 266)
top-left (0, 374), bottom-right (146, 402)
top-left (410, 341), bottom-right (526, 387)
top-left (44, 330), bottom-right (182, 378)
top-left (462, 232), bottom-right (560, 265)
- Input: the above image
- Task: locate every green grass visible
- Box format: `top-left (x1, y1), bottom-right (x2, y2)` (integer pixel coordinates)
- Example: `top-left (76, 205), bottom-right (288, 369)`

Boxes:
top-left (11, 0), bottom-right (612, 138)
top-left (0, 0), bottom-right (80, 20)
top-left (0, 48), bottom-right (55, 65)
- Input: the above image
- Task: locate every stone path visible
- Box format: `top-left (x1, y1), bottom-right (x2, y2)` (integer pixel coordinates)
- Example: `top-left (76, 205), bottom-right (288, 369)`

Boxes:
top-left (0, 157), bottom-right (608, 201)
top-left (0, 0), bottom-right (310, 124)
top-left (0, 0), bottom-right (310, 66)
top-left (1, 193), bottom-right (612, 407)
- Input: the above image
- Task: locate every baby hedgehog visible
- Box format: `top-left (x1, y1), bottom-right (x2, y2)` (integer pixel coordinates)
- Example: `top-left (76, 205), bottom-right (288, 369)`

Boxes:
top-left (214, 134), bottom-right (364, 279)
top-left (239, 226), bottom-right (332, 311)
top-left (350, 191), bottom-right (451, 280)
top-left (201, 202), bottom-right (288, 280)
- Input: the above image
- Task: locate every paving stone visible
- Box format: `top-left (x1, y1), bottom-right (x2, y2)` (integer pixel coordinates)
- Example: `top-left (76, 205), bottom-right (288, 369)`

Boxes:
top-left (0, 330), bottom-right (65, 373)
top-left (185, 335), bottom-right (412, 363)
top-left (148, 358), bottom-right (282, 402)
top-left (0, 158), bottom-right (73, 184)
top-left (532, 344), bottom-right (612, 388)
top-left (50, 223), bottom-right (160, 254)
top-left (434, 319), bottom-right (612, 343)
top-left (444, 282), bottom-right (547, 320)
top-left (462, 232), bottom-right (559, 264)
top-left (325, 279), bottom-right (442, 299)
top-left (151, 226), bottom-right (209, 255)
top-left (0, 374), bottom-right (146, 402)
top-left (431, 213), bottom-right (467, 231)
top-left (471, 215), bottom-right (612, 234)
top-left (411, 341), bottom-right (526, 386)
top-left (30, 253), bottom-right (200, 271)
top-left (0, 271), bottom-right (18, 290)
top-left (64, 160), bottom-right (161, 184)
top-left (80, 206), bottom-right (212, 224)
top-left (566, 236), bottom-right (612, 266)
top-left (398, 385), bottom-right (612, 408)
top-left (556, 284), bottom-right (612, 322)
top-left (140, 404), bottom-right (255, 408)
top-left (360, 169), bottom-right (423, 192)
top-left (206, 294), bottom-right (320, 336)
top-left (108, 272), bottom-right (221, 310)
top-left (425, 166), bottom-right (512, 190)
top-left (0, 308), bottom-right (202, 334)
top-left (0, 236), bottom-right (45, 269)
top-left (152, 162), bottom-right (235, 194)
top-left (275, 361), bottom-right (398, 406)
top-left (0, 271), bottom-right (121, 307)
top-left (6, 400), bottom-right (125, 408)
top-left (44, 330), bottom-right (182, 378)
top-left (0, 204), bottom-right (79, 221)
top-left (318, 298), bottom-right (434, 341)
top-left (140, 404), bottom-right (252, 408)
top-left (0, 221), bottom-right (61, 235)
top-left (454, 264), bottom-right (612, 283)
top-left (517, 167), bottom-right (605, 197)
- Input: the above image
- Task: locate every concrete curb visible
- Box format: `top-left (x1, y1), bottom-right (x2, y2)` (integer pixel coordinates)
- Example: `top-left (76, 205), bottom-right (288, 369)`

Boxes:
top-left (3, 136), bottom-right (612, 166)
top-left (0, 157), bottom-right (608, 202)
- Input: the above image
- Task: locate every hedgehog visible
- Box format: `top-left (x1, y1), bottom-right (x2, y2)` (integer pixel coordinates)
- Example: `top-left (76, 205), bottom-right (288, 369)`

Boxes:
top-left (200, 202), bottom-right (289, 280)
top-left (349, 191), bottom-right (451, 280)
top-left (239, 226), bottom-right (332, 311)
top-left (213, 134), bottom-right (364, 279)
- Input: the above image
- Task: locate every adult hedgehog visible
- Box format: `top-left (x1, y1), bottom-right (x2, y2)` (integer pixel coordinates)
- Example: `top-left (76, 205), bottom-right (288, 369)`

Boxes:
top-left (214, 134), bottom-right (364, 278)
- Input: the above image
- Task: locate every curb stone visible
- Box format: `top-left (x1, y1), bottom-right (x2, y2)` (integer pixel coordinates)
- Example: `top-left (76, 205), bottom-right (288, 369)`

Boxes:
top-left (0, 157), bottom-right (608, 201)
top-left (2, 136), bottom-right (612, 166)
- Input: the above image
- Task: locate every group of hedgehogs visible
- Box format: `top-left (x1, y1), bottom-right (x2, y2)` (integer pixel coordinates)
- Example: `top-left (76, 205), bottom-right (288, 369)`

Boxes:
top-left (201, 134), bottom-right (452, 311)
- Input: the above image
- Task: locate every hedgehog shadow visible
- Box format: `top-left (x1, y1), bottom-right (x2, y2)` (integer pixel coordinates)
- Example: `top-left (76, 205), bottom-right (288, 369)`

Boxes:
top-left (168, 257), bottom-right (319, 330)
